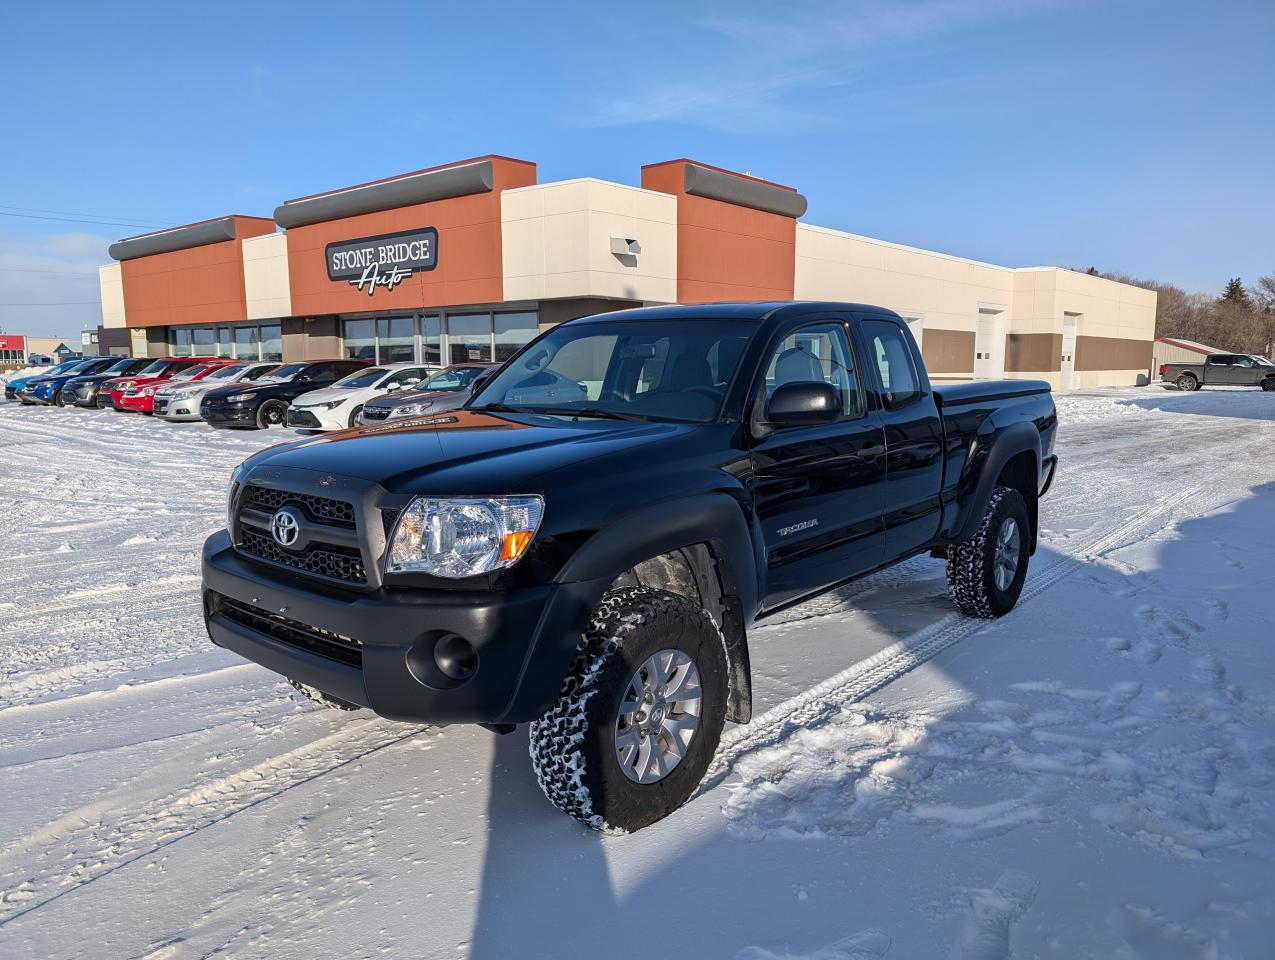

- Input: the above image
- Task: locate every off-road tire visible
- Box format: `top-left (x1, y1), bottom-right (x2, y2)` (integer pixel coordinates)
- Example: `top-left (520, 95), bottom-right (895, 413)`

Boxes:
top-left (256, 399), bottom-right (288, 429)
top-left (947, 485), bottom-right (1030, 618)
top-left (348, 404), bottom-right (363, 428)
top-left (528, 587), bottom-right (729, 832)
top-left (287, 679), bottom-right (361, 711)
top-left (1176, 373), bottom-right (1198, 392)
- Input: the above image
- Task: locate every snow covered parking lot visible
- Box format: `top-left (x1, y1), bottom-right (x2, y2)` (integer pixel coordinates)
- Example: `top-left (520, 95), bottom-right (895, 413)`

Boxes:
top-left (1, 388), bottom-right (1273, 959)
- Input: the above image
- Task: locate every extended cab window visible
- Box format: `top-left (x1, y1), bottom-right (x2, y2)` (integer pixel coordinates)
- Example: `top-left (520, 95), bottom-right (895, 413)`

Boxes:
top-left (764, 322), bottom-right (862, 418)
top-left (1206, 355), bottom-right (1233, 365)
top-left (863, 320), bottom-right (922, 409)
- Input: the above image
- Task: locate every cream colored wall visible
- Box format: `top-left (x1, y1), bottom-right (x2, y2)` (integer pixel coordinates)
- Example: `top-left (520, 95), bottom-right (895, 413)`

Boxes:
top-left (502, 179), bottom-right (677, 305)
top-left (242, 232), bottom-right (292, 320)
top-left (1013, 267), bottom-right (1157, 341)
top-left (795, 224), bottom-right (1015, 336)
top-left (98, 263), bottom-right (126, 328)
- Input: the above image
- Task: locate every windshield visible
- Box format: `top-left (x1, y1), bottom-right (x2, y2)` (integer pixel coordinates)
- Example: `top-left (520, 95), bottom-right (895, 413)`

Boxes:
top-left (471, 320), bottom-right (752, 423)
top-left (101, 359), bottom-right (137, 375)
top-left (420, 366), bottom-right (485, 392)
top-left (171, 364), bottom-right (213, 381)
top-left (261, 363), bottom-right (308, 382)
top-left (243, 363), bottom-right (281, 381)
top-left (38, 361), bottom-right (78, 376)
top-left (137, 360), bottom-right (173, 377)
top-left (204, 363), bottom-right (248, 381)
top-left (1254, 355), bottom-right (1275, 367)
top-left (333, 367), bottom-right (390, 389)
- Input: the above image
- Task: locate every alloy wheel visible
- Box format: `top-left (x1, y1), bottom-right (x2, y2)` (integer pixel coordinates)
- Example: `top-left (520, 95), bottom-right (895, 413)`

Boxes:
top-left (613, 649), bottom-right (702, 784)
top-left (993, 517), bottom-right (1021, 592)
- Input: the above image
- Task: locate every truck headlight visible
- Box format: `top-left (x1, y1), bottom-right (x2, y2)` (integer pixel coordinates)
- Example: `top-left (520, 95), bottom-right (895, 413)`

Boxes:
top-left (387, 496), bottom-right (544, 577)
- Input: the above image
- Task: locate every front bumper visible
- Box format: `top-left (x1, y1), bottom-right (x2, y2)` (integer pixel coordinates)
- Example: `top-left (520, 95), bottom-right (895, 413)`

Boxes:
top-left (201, 400), bottom-right (257, 427)
top-left (201, 530), bottom-right (594, 724)
top-left (118, 393), bottom-right (155, 413)
top-left (285, 406), bottom-right (333, 429)
top-left (154, 395), bottom-right (203, 419)
top-left (69, 383), bottom-right (101, 406)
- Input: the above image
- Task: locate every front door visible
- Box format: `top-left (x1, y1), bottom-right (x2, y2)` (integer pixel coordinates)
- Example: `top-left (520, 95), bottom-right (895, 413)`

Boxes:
top-left (974, 307), bottom-right (1006, 380)
top-left (752, 320), bottom-right (887, 610)
top-left (1060, 314), bottom-right (1078, 390)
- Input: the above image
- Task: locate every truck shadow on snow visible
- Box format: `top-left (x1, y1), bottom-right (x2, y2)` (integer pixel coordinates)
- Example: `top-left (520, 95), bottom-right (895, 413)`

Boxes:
top-left (463, 483), bottom-right (1275, 960)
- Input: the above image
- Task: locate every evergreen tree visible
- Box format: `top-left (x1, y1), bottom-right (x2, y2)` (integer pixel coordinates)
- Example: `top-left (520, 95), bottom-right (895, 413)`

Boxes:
top-left (1085, 266), bottom-right (1099, 276)
top-left (1220, 277), bottom-right (1251, 308)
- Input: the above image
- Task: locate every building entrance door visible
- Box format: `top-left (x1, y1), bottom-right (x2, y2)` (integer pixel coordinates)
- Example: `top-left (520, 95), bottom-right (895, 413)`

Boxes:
top-left (1060, 313), bottom-right (1078, 390)
top-left (974, 306), bottom-right (1006, 379)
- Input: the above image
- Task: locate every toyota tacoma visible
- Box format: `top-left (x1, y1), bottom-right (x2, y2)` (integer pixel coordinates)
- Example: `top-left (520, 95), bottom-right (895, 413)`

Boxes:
top-left (203, 302), bottom-right (1057, 831)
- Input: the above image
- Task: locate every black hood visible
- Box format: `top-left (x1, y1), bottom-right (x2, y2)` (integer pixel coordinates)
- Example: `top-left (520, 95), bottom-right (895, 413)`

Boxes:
top-left (248, 409), bottom-right (709, 494)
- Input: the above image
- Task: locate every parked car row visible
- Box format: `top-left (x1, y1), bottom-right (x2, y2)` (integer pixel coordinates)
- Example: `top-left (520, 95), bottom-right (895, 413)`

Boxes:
top-left (5, 354), bottom-right (501, 431)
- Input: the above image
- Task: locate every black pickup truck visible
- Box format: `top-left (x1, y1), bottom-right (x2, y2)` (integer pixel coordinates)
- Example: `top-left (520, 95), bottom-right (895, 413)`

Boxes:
top-left (1160, 354), bottom-right (1275, 391)
top-left (202, 302), bottom-right (1057, 831)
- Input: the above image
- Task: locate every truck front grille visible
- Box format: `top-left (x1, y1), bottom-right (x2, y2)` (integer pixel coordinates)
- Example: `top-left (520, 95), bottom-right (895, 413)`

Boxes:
top-left (243, 484), bottom-right (356, 528)
top-left (212, 593), bottom-right (362, 668)
top-left (239, 529), bottom-right (366, 584)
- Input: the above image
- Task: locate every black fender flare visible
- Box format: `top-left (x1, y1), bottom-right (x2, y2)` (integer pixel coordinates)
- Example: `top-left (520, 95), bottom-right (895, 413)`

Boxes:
top-left (503, 493), bottom-right (759, 724)
top-left (951, 420), bottom-right (1042, 545)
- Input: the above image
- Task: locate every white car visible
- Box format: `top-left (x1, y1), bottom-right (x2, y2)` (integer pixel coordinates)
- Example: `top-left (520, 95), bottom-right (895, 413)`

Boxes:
top-left (286, 362), bottom-right (439, 430)
top-left (153, 361), bottom-right (282, 421)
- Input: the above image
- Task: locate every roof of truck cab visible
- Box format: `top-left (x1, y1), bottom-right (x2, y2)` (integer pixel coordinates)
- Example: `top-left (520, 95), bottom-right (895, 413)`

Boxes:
top-left (566, 302), bottom-right (897, 324)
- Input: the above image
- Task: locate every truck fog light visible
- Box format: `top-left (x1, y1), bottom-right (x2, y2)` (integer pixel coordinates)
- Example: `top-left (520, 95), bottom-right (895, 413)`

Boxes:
top-left (434, 633), bottom-right (478, 681)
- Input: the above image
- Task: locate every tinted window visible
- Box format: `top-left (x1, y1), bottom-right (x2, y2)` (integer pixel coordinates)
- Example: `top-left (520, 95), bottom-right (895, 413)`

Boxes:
top-left (1206, 355), bottom-right (1233, 365)
top-left (863, 320), bottom-right (922, 409)
top-left (764, 322), bottom-right (862, 418)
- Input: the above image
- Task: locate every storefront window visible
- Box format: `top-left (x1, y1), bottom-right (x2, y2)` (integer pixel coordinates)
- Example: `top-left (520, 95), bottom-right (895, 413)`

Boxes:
top-left (234, 325), bottom-right (258, 360)
top-left (421, 315), bottom-right (441, 365)
top-left (380, 316), bottom-right (415, 364)
top-left (260, 324), bottom-right (282, 361)
top-left (217, 327), bottom-right (232, 358)
top-left (448, 313), bottom-right (492, 364)
top-left (174, 328), bottom-right (192, 356)
top-left (494, 312), bottom-right (538, 362)
top-left (343, 318), bottom-right (376, 361)
top-left (191, 327), bottom-right (215, 355)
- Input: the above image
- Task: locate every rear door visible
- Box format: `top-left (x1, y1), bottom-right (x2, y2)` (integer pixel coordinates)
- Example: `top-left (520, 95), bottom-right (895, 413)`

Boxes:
top-left (856, 316), bottom-right (946, 560)
top-left (752, 317), bottom-right (887, 609)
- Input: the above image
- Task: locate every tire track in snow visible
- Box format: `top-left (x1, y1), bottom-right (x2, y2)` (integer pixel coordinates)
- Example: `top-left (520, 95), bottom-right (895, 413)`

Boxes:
top-left (0, 719), bottom-right (423, 926)
top-left (700, 466), bottom-right (1262, 794)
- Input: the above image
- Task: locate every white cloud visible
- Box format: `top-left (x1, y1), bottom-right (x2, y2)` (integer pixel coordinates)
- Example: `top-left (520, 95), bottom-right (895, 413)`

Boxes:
top-left (0, 232), bottom-right (110, 339)
top-left (577, 0), bottom-right (1065, 132)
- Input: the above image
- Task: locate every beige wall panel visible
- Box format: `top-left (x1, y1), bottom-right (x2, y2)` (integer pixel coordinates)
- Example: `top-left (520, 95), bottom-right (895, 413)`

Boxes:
top-left (502, 179), bottom-right (677, 305)
top-left (242, 232), bottom-right (291, 320)
top-left (98, 263), bottom-right (127, 328)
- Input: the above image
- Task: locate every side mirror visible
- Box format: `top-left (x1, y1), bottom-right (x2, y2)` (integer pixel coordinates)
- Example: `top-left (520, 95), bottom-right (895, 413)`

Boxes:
top-left (766, 381), bottom-right (840, 427)
top-left (385, 382), bottom-right (404, 393)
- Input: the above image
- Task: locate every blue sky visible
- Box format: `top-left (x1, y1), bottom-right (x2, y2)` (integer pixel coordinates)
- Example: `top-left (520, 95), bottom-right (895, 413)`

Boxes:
top-left (1, 0), bottom-right (1271, 338)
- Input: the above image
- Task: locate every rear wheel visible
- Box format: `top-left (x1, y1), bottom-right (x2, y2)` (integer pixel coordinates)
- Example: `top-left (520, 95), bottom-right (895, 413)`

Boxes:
top-left (529, 587), bottom-right (728, 832)
top-left (256, 399), bottom-right (288, 429)
top-left (287, 679), bottom-right (361, 711)
top-left (947, 486), bottom-right (1030, 618)
top-left (1176, 373), bottom-right (1198, 392)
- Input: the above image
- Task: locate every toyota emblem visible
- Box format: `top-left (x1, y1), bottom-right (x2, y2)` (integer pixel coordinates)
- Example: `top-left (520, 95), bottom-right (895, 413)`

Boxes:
top-left (271, 507), bottom-right (301, 548)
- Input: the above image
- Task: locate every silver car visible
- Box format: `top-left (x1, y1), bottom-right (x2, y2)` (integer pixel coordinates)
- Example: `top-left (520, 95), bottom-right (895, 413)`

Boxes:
top-left (153, 361), bottom-right (282, 421)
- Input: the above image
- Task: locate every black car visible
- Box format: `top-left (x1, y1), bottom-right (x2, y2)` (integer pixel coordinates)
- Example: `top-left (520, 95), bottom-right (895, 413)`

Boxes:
top-left (199, 359), bottom-right (370, 429)
top-left (63, 357), bottom-right (153, 408)
top-left (357, 363), bottom-right (496, 424)
top-left (203, 302), bottom-right (1058, 831)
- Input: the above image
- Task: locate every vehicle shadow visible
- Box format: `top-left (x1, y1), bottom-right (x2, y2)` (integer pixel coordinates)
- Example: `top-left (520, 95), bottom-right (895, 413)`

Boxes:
top-left (463, 483), bottom-right (1275, 959)
top-left (1115, 388), bottom-right (1275, 422)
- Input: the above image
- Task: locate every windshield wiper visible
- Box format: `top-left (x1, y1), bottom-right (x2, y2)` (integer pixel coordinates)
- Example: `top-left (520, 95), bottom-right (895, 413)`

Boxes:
top-left (469, 402), bottom-right (528, 414)
top-left (559, 407), bottom-right (647, 421)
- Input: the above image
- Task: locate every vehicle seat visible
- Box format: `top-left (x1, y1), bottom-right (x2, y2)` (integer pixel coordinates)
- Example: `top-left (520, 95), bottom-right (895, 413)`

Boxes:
top-left (667, 353), bottom-right (715, 393)
top-left (774, 346), bottom-right (824, 386)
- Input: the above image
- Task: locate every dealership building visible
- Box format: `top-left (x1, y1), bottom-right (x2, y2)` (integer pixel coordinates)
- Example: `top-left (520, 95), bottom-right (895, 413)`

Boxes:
top-left (97, 154), bottom-right (1157, 388)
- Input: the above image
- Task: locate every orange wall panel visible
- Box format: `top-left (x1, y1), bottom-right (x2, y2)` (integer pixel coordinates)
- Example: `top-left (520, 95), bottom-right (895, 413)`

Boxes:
top-left (284, 157), bottom-right (535, 316)
top-left (642, 160), bottom-right (798, 304)
top-left (122, 216), bottom-right (275, 327)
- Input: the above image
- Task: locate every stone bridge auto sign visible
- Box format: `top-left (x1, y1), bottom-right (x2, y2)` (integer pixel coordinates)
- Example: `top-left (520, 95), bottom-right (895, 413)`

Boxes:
top-left (326, 227), bottom-right (438, 296)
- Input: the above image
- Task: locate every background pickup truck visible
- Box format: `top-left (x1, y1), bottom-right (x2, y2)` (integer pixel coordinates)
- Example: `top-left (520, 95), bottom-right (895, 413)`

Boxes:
top-left (203, 301), bottom-right (1057, 831)
top-left (1161, 353), bottom-right (1275, 391)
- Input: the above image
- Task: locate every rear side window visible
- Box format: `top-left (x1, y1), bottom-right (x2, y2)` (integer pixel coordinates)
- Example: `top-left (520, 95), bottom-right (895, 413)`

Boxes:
top-left (863, 320), bottom-right (922, 410)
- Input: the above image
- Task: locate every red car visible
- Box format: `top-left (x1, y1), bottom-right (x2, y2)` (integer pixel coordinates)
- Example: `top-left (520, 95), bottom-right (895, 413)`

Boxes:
top-left (107, 357), bottom-right (228, 412)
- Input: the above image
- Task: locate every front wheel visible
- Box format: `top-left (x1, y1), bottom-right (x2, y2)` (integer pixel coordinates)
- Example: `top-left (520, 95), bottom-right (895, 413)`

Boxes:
top-left (529, 587), bottom-right (728, 832)
top-left (1262, 378), bottom-right (1275, 392)
top-left (54, 389), bottom-right (67, 408)
top-left (947, 486), bottom-right (1030, 618)
top-left (348, 404), bottom-right (364, 428)
top-left (256, 399), bottom-right (288, 429)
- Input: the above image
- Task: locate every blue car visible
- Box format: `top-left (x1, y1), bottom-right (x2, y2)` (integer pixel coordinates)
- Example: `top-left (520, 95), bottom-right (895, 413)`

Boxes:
top-left (5, 359), bottom-right (86, 401)
top-left (13, 357), bottom-right (117, 406)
